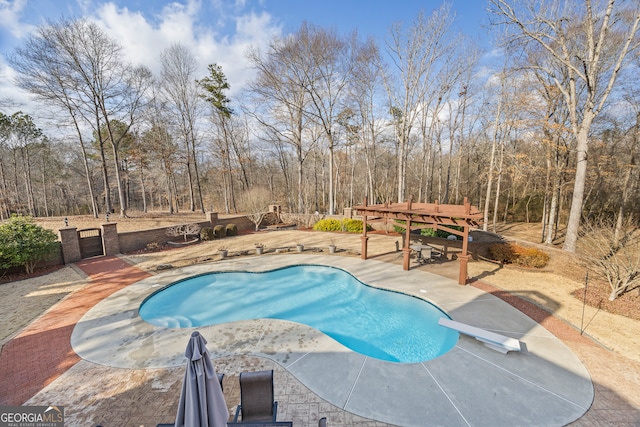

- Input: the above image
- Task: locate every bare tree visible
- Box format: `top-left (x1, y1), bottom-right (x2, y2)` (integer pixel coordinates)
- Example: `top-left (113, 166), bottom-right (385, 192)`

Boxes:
top-left (613, 104), bottom-right (639, 246)
top-left (160, 44), bottom-right (205, 213)
top-left (384, 4), bottom-right (459, 202)
top-left (198, 63), bottom-right (240, 213)
top-left (166, 223), bottom-right (201, 241)
top-left (483, 70), bottom-right (507, 231)
top-left (290, 24), bottom-right (359, 214)
top-left (580, 218), bottom-right (640, 300)
top-left (239, 187), bottom-right (273, 231)
top-left (56, 20), bottom-right (143, 217)
top-left (533, 72), bottom-right (571, 245)
top-left (490, 0), bottom-right (640, 252)
top-left (246, 35), bottom-right (317, 213)
top-left (8, 19), bottom-right (103, 217)
top-left (347, 36), bottom-right (385, 201)
top-left (140, 86), bottom-right (181, 214)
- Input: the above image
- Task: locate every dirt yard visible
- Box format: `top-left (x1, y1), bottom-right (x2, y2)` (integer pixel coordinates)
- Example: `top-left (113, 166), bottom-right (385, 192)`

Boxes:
top-left (34, 211), bottom-right (212, 233)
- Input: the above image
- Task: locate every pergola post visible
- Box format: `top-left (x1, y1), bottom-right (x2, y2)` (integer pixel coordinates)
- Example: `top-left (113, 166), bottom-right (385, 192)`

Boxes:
top-left (403, 214), bottom-right (411, 270)
top-left (360, 197), bottom-right (369, 260)
top-left (361, 235), bottom-right (369, 260)
top-left (458, 225), bottom-right (470, 285)
top-left (458, 255), bottom-right (469, 285)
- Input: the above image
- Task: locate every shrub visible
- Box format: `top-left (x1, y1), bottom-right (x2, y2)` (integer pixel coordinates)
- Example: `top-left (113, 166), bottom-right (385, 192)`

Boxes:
top-left (489, 242), bottom-right (549, 268)
top-left (420, 227), bottom-right (436, 237)
top-left (0, 215), bottom-right (59, 274)
top-left (313, 218), bottom-right (342, 232)
top-left (512, 245), bottom-right (550, 268)
top-left (225, 223), bottom-right (238, 236)
top-left (393, 219), bottom-right (423, 234)
top-left (395, 221), bottom-right (461, 238)
top-left (489, 243), bottom-right (517, 263)
top-left (146, 242), bottom-right (161, 251)
top-left (341, 219), bottom-right (370, 233)
top-left (420, 227), bottom-right (455, 239)
top-left (312, 218), bottom-right (371, 233)
top-left (392, 219), bottom-right (410, 234)
top-left (213, 225), bottom-right (226, 238)
top-left (200, 227), bottom-right (214, 241)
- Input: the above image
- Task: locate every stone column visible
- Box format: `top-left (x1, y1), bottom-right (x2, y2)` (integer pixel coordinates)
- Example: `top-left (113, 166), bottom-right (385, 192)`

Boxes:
top-left (59, 227), bottom-right (81, 264)
top-left (207, 212), bottom-right (219, 228)
top-left (101, 222), bottom-right (120, 256)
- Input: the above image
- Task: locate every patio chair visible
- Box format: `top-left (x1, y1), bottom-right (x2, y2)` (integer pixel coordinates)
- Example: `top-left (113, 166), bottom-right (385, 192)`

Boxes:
top-left (233, 370), bottom-right (278, 423)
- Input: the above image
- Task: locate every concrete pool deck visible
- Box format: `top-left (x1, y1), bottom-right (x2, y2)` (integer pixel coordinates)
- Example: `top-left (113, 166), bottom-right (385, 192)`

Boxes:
top-left (70, 254), bottom-right (593, 426)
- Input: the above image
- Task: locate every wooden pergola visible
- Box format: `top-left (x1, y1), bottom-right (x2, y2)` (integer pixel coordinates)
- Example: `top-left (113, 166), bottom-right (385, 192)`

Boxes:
top-left (354, 197), bottom-right (483, 285)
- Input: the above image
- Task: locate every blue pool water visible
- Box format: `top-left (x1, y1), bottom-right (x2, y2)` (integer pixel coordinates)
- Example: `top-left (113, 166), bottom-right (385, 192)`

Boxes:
top-left (139, 265), bottom-right (458, 363)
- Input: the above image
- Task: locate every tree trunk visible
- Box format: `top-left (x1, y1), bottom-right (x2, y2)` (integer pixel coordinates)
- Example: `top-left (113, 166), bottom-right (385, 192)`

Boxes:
top-left (41, 153), bottom-right (49, 216)
top-left (21, 147), bottom-right (36, 216)
top-left (107, 131), bottom-right (127, 218)
top-left (69, 110), bottom-right (99, 218)
top-left (396, 133), bottom-right (406, 203)
top-left (329, 139), bottom-right (335, 214)
top-left (139, 164), bottom-right (147, 213)
top-left (545, 175), bottom-right (560, 244)
top-left (184, 136), bottom-right (195, 212)
top-left (613, 116), bottom-right (637, 247)
top-left (563, 113), bottom-right (595, 252)
top-left (190, 133), bottom-right (206, 214)
top-left (483, 102), bottom-right (501, 231)
top-left (492, 141), bottom-right (504, 232)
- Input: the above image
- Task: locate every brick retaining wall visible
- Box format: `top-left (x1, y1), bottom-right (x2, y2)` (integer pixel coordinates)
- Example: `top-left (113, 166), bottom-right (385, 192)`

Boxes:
top-left (117, 221), bottom-right (212, 253)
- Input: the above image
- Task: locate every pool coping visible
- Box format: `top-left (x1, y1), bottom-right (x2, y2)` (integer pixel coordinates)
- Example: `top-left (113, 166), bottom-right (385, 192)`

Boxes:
top-left (71, 254), bottom-right (594, 427)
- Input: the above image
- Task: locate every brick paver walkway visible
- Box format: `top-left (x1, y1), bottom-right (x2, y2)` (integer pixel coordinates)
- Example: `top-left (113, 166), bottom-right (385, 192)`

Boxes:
top-left (0, 256), bottom-right (150, 405)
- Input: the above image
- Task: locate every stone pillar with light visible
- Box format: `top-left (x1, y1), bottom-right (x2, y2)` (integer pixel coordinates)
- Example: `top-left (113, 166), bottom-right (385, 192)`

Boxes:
top-left (101, 222), bottom-right (119, 256)
top-left (59, 223), bottom-right (81, 264)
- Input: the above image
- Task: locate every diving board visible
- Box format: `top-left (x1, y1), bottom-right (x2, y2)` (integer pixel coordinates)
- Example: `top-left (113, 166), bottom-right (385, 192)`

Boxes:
top-left (438, 317), bottom-right (523, 354)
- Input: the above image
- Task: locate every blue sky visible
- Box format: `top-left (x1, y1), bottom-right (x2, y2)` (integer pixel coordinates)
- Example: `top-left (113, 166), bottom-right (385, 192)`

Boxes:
top-left (0, 0), bottom-right (495, 114)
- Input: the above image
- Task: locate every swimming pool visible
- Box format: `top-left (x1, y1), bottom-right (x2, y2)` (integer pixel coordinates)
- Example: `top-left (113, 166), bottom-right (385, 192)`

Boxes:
top-left (139, 265), bottom-right (458, 363)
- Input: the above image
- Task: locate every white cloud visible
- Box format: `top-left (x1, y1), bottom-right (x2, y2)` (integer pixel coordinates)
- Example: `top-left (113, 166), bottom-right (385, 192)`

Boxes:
top-left (0, 56), bottom-right (40, 112)
top-left (92, 1), bottom-right (280, 96)
top-left (1, 0), bottom-right (282, 118)
top-left (0, 0), bottom-right (35, 38)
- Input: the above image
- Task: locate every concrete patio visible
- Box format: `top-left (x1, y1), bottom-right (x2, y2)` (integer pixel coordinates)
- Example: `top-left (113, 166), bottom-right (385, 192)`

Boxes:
top-left (68, 255), bottom-right (592, 426)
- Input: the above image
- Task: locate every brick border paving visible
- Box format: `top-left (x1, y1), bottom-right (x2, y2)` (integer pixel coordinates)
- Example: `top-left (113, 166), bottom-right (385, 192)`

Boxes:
top-left (0, 256), bottom-right (150, 406)
top-left (470, 279), bottom-right (598, 346)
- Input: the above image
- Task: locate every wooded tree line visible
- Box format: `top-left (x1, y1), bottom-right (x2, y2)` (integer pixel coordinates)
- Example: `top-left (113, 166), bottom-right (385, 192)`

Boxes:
top-left (1, 0), bottom-right (638, 254)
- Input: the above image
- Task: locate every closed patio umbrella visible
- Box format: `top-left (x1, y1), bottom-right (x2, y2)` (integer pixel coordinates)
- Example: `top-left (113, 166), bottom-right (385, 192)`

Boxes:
top-left (175, 331), bottom-right (229, 427)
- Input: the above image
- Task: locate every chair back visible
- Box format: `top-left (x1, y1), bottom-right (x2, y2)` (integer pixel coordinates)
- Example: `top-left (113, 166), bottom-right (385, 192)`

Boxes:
top-left (239, 369), bottom-right (276, 422)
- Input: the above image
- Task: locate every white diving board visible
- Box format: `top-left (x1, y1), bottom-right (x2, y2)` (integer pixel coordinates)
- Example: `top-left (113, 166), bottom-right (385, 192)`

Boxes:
top-left (438, 317), bottom-right (523, 354)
